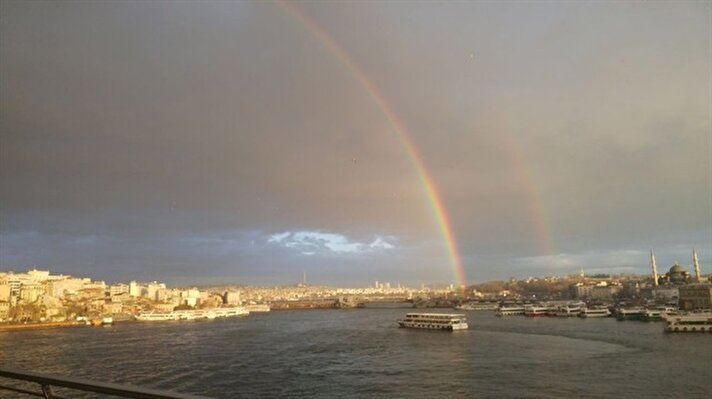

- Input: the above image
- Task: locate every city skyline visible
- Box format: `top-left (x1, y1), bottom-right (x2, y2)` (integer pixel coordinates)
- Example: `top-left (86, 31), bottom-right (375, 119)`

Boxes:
top-left (1, 1), bottom-right (711, 286)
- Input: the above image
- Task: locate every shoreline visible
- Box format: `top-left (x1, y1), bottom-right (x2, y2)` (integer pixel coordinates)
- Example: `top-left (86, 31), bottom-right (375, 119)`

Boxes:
top-left (0, 321), bottom-right (85, 332)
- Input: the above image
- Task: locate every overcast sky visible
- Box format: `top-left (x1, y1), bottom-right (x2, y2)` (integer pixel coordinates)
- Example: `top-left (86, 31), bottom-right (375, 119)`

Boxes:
top-left (1, 1), bottom-right (710, 286)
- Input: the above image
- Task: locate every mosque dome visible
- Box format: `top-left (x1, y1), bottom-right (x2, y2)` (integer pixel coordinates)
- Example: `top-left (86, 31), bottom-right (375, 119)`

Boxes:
top-left (669, 264), bottom-right (686, 273)
top-left (667, 263), bottom-right (688, 284)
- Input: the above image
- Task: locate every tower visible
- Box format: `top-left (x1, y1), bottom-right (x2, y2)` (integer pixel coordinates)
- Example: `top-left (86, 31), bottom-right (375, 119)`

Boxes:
top-left (693, 248), bottom-right (701, 283)
top-left (650, 250), bottom-right (658, 287)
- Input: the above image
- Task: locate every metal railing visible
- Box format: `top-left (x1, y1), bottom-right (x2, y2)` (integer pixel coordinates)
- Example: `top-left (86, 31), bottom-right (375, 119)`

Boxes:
top-left (0, 368), bottom-right (212, 399)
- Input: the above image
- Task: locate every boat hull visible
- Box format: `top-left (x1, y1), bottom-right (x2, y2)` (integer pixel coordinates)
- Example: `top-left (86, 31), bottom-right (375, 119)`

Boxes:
top-left (398, 321), bottom-right (468, 331)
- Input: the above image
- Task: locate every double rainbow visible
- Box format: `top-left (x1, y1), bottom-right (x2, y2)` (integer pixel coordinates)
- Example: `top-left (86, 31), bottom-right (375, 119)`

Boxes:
top-left (278, 1), bottom-right (468, 291)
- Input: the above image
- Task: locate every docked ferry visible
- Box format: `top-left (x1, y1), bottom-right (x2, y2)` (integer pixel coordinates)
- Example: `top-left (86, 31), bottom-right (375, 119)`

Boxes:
top-left (398, 313), bottom-right (468, 331)
top-left (665, 312), bottom-right (712, 332)
top-left (496, 305), bottom-right (526, 316)
top-left (550, 304), bottom-right (583, 317)
top-left (137, 306), bottom-right (249, 322)
top-left (455, 302), bottom-right (499, 311)
top-left (579, 307), bottom-right (611, 318)
top-left (525, 305), bottom-right (551, 317)
top-left (615, 307), bottom-right (645, 321)
top-left (136, 311), bottom-right (180, 321)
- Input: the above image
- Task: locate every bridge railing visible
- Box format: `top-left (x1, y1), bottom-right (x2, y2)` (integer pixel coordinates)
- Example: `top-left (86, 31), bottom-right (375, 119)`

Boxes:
top-left (0, 368), bottom-right (212, 399)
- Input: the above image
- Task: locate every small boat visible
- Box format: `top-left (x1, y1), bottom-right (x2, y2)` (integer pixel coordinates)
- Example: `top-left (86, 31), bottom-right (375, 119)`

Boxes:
top-left (101, 317), bottom-right (114, 326)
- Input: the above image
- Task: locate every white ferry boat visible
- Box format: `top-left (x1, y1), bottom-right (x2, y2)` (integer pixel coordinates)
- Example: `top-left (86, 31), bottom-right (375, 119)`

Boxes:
top-left (456, 302), bottom-right (498, 311)
top-left (398, 313), bottom-right (468, 331)
top-left (136, 311), bottom-right (179, 321)
top-left (137, 307), bottom-right (249, 322)
top-left (525, 305), bottom-right (551, 317)
top-left (551, 304), bottom-right (583, 317)
top-left (496, 306), bottom-right (526, 316)
top-left (579, 307), bottom-right (611, 318)
top-left (665, 312), bottom-right (712, 332)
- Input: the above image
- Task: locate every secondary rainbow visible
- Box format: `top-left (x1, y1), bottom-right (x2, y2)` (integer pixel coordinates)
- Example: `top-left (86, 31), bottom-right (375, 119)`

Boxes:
top-left (278, 1), bottom-right (468, 289)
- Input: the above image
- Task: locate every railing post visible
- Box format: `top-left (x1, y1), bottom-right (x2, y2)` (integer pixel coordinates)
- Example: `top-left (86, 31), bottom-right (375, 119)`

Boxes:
top-left (41, 383), bottom-right (54, 399)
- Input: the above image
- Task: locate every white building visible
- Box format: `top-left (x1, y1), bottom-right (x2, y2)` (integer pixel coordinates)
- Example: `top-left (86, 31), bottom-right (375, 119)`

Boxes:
top-left (0, 281), bottom-right (11, 302)
top-left (129, 281), bottom-right (141, 297)
top-left (19, 282), bottom-right (44, 303)
top-left (146, 282), bottom-right (166, 301)
top-left (225, 291), bottom-right (241, 305)
top-left (48, 278), bottom-right (88, 298)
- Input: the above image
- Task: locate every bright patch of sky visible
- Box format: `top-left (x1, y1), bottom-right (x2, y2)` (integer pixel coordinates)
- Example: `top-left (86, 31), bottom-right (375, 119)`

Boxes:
top-left (268, 231), bottom-right (395, 255)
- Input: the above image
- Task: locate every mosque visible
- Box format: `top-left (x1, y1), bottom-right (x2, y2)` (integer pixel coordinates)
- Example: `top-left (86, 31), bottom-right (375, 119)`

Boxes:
top-left (650, 249), bottom-right (701, 286)
top-left (659, 262), bottom-right (691, 285)
top-left (650, 249), bottom-right (711, 310)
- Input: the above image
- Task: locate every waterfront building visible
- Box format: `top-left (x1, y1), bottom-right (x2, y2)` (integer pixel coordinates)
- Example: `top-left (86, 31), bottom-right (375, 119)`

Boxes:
top-left (0, 281), bottom-right (10, 302)
top-left (225, 290), bottom-right (241, 305)
top-left (621, 281), bottom-right (641, 298)
top-left (19, 282), bottom-right (44, 303)
top-left (569, 283), bottom-right (593, 299)
top-left (4, 277), bottom-right (22, 299)
top-left (590, 283), bottom-right (622, 301)
top-left (0, 301), bottom-right (9, 321)
top-left (679, 284), bottom-right (712, 311)
top-left (653, 286), bottom-right (679, 302)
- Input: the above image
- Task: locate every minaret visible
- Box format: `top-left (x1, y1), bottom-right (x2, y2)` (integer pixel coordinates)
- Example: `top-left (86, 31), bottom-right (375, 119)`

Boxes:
top-left (693, 248), bottom-right (701, 283)
top-left (650, 250), bottom-right (658, 287)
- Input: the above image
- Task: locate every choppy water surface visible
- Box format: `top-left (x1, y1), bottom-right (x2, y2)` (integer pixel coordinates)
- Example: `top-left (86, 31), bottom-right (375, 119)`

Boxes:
top-left (1, 310), bottom-right (710, 398)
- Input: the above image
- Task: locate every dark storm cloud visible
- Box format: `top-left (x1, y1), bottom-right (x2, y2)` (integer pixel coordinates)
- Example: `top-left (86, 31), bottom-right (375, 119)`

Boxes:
top-left (1, 1), bottom-right (710, 284)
